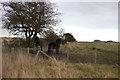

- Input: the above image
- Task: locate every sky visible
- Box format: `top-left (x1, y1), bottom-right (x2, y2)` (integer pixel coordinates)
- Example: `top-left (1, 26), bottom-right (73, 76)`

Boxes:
top-left (54, 2), bottom-right (118, 42)
top-left (0, 0), bottom-right (119, 42)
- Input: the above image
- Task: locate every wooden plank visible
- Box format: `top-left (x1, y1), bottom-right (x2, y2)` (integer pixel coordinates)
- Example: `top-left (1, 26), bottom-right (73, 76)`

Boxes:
top-left (38, 50), bottom-right (57, 63)
top-left (20, 48), bottom-right (57, 63)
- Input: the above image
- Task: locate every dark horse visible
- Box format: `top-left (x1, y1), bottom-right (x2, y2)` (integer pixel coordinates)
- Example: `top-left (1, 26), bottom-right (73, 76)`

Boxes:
top-left (47, 39), bottom-right (62, 55)
top-left (34, 36), bottom-right (43, 51)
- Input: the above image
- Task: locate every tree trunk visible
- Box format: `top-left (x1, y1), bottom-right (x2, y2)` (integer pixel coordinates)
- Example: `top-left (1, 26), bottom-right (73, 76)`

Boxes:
top-left (33, 31), bottom-right (37, 39)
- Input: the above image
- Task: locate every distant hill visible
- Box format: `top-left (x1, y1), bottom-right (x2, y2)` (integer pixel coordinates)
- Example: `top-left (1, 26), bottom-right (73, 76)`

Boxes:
top-left (0, 37), bottom-right (20, 41)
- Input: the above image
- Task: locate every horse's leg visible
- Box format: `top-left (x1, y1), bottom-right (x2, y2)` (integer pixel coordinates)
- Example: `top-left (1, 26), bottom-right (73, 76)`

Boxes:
top-left (51, 48), bottom-right (54, 54)
top-left (47, 48), bottom-right (51, 55)
top-left (47, 45), bottom-right (52, 55)
top-left (36, 43), bottom-right (38, 54)
top-left (40, 41), bottom-right (43, 51)
top-left (40, 45), bottom-right (43, 51)
top-left (56, 48), bottom-right (59, 54)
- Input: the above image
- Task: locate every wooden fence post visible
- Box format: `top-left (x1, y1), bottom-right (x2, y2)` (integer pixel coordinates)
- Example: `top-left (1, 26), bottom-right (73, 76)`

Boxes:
top-left (35, 50), bottom-right (39, 57)
top-left (67, 53), bottom-right (69, 61)
top-left (19, 48), bottom-right (21, 54)
top-left (39, 50), bottom-right (57, 63)
top-left (27, 48), bottom-right (29, 54)
top-left (94, 49), bottom-right (97, 64)
top-left (92, 47), bottom-right (97, 64)
top-left (11, 48), bottom-right (14, 53)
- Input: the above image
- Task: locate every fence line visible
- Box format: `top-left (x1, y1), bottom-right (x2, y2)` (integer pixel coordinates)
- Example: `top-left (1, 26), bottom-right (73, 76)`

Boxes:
top-left (11, 48), bottom-right (40, 54)
top-left (10, 47), bottom-right (57, 63)
top-left (10, 47), bottom-right (98, 64)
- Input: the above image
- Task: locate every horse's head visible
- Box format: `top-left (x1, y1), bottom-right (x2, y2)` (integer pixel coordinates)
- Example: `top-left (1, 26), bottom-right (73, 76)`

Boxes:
top-left (56, 38), bottom-right (68, 45)
top-left (35, 36), bottom-right (39, 40)
top-left (35, 36), bottom-right (40, 42)
top-left (56, 38), bottom-right (62, 44)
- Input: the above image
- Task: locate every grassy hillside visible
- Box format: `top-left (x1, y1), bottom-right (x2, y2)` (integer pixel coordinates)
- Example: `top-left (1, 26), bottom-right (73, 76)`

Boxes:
top-left (60, 42), bottom-right (118, 65)
top-left (2, 42), bottom-right (119, 78)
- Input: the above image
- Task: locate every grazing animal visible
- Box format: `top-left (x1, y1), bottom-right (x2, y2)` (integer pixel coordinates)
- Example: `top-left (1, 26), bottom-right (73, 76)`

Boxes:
top-left (47, 39), bottom-right (62, 55)
top-left (34, 36), bottom-right (43, 51)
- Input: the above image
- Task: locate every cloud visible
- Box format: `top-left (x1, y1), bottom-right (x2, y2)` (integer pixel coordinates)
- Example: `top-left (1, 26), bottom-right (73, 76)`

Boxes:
top-left (56, 2), bottom-right (118, 41)
top-left (57, 2), bottom-right (118, 29)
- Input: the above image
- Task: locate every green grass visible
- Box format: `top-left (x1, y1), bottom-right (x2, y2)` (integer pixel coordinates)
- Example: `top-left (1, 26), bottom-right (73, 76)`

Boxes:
top-left (60, 42), bottom-right (118, 65)
top-left (80, 42), bottom-right (118, 52)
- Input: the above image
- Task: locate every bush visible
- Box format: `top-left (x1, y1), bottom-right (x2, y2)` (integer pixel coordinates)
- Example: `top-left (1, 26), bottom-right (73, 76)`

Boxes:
top-left (64, 33), bottom-right (76, 42)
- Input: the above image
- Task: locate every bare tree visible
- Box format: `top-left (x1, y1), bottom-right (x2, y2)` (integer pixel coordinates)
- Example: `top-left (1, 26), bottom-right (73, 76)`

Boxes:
top-left (2, 1), bottom-right (61, 40)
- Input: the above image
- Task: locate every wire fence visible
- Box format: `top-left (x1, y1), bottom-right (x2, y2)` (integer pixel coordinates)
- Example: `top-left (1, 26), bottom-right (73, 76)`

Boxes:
top-left (6, 47), bottom-right (118, 65)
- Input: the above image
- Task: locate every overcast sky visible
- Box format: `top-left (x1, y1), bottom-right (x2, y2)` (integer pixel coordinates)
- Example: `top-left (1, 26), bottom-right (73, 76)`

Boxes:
top-left (0, 1), bottom-right (119, 42)
top-left (55, 2), bottom-right (118, 42)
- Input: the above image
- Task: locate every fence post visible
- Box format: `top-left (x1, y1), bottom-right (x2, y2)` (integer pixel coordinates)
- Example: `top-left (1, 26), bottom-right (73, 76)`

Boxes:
top-left (92, 47), bottom-right (97, 64)
top-left (19, 48), bottom-right (21, 54)
top-left (67, 53), bottom-right (69, 61)
top-left (35, 50), bottom-right (39, 58)
top-left (27, 48), bottom-right (29, 54)
top-left (11, 48), bottom-right (14, 53)
top-left (94, 49), bottom-right (97, 64)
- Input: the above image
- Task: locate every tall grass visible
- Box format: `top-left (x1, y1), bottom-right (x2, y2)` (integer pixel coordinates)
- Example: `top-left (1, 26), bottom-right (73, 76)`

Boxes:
top-left (2, 42), bottom-right (119, 78)
top-left (3, 52), bottom-right (118, 78)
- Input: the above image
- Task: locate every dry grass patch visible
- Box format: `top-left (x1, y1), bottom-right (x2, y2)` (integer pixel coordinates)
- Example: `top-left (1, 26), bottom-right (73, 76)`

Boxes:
top-left (2, 42), bottom-right (118, 78)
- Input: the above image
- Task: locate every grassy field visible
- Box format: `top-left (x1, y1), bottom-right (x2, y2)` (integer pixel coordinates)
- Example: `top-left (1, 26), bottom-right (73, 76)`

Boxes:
top-left (2, 42), bottom-right (119, 78)
top-left (60, 42), bottom-right (118, 65)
